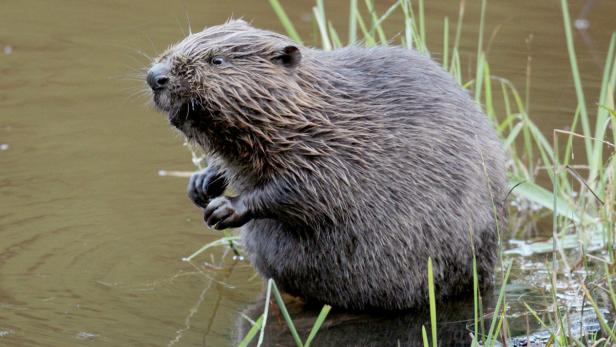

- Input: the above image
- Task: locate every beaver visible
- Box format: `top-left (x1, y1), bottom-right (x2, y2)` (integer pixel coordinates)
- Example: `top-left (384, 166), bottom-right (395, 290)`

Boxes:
top-left (146, 20), bottom-right (507, 311)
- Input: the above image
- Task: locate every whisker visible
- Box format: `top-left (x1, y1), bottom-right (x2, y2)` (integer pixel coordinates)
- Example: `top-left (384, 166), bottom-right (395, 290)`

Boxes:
top-left (183, 3), bottom-right (193, 35)
top-left (144, 33), bottom-right (160, 57)
top-left (104, 41), bottom-right (155, 63)
top-left (110, 75), bottom-right (147, 82)
top-left (132, 48), bottom-right (154, 61)
top-left (121, 89), bottom-right (153, 107)
top-left (176, 16), bottom-right (186, 37)
top-left (124, 88), bottom-right (151, 102)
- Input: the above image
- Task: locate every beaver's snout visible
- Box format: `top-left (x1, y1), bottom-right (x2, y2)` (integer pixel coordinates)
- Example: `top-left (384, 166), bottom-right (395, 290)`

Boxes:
top-left (147, 63), bottom-right (170, 91)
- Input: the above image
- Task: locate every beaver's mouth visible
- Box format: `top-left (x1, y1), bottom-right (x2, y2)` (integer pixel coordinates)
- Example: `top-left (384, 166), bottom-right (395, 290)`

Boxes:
top-left (168, 101), bottom-right (212, 130)
top-left (169, 102), bottom-right (194, 126)
top-left (150, 88), bottom-right (194, 125)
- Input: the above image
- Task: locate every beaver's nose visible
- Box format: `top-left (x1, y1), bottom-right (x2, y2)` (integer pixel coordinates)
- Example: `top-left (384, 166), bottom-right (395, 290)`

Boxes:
top-left (147, 63), bottom-right (170, 91)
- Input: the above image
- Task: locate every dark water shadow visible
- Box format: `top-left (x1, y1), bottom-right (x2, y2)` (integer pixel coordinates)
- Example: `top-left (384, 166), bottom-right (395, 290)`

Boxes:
top-left (235, 294), bottom-right (491, 347)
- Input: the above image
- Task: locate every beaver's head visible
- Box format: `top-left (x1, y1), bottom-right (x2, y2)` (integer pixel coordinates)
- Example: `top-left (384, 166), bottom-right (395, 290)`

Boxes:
top-left (146, 20), bottom-right (305, 140)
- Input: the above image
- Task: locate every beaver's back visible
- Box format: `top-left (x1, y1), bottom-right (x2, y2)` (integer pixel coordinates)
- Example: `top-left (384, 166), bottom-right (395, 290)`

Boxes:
top-left (241, 46), bottom-right (507, 310)
top-left (303, 45), bottom-right (506, 229)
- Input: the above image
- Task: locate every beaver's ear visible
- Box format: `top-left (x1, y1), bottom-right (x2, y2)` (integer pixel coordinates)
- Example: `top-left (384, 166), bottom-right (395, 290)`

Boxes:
top-left (272, 45), bottom-right (301, 68)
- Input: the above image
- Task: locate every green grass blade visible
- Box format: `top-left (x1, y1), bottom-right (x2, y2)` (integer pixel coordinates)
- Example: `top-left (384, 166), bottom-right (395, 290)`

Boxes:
top-left (502, 122), bottom-right (524, 150)
top-left (271, 281), bottom-right (304, 347)
top-left (421, 326), bottom-right (430, 347)
top-left (547, 265), bottom-right (568, 345)
top-left (581, 284), bottom-right (616, 341)
top-left (522, 302), bottom-right (550, 331)
top-left (427, 257), bottom-right (437, 347)
top-left (443, 16), bottom-right (449, 69)
top-left (474, 53), bottom-right (485, 103)
top-left (364, 0), bottom-right (388, 44)
top-left (348, 0), bottom-right (358, 44)
top-left (269, 0), bottom-right (304, 45)
top-left (562, 105), bottom-right (582, 168)
top-left (597, 34), bottom-right (614, 115)
top-left (476, 0), bottom-right (486, 67)
top-left (450, 0), bottom-right (465, 71)
top-left (508, 179), bottom-right (591, 223)
top-left (328, 21), bottom-right (343, 49)
top-left (238, 314), bottom-right (265, 347)
top-left (483, 60), bottom-right (496, 120)
top-left (494, 82), bottom-right (518, 135)
top-left (183, 235), bottom-right (241, 262)
top-left (418, 0), bottom-right (426, 46)
top-left (500, 79), bottom-right (529, 116)
top-left (498, 82), bottom-right (513, 129)
top-left (450, 50), bottom-right (462, 83)
top-left (400, 0), bottom-right (415, 49)
top-left (590, 33), bottom-right (616, 184)
top-left (257, 279), bottom-right (274, 347)
top-left (452, 0), bottom-right (464, 49)
top-left (605, 262), bottom-right (616, 314)
top-left (560, 0), bottom-right (592, 161)
top-left (354, 4), bottom-right (376, 46)
top-left (490, 308), bottom-right (507, 345)
top-left (472, 254), bottom-right (481, 345)
top-left (485, 262), bottom-right (512, 344)
top-left (304, 305), bottom-right (332, 347)
top-left (314, 0), bottom-right (332, 50)
top-left (608, 59), bottom-right (616, 116)
top-left (367, 1), bottom-right (401, 40)
top-left (401, 0), bottom-right (427, 52)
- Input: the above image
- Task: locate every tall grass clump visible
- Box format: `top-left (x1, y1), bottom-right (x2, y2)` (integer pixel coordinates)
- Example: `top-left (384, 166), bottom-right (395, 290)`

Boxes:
top-left (184, 0), bottom-right (616, 344)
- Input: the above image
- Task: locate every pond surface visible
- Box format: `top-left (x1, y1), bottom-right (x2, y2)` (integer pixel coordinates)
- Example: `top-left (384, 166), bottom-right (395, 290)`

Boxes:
top-left (1, 0), bottom-right (615, 346)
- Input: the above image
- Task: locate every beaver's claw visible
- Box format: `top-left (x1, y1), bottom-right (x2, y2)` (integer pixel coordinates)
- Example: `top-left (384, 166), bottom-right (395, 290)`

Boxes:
top-left (187, 166), bottom-right (227, 208)
top-left (204, 196), bottom-right (251, 229)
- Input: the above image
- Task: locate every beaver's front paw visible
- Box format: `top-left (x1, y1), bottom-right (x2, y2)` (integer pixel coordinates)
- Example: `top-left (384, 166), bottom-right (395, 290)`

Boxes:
top-left (204, 196), bottom-right (251, 230)
top-left (187, 166), bottom-right (227, 208)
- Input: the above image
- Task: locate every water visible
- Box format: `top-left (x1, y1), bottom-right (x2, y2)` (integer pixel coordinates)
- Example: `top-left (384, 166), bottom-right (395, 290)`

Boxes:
top-left (1, 0), bottom-right (615, 345)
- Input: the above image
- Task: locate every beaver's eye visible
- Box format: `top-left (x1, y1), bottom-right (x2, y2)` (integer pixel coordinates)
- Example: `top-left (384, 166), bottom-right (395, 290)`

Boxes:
top-left (210, 56), bottom-right (225, 65)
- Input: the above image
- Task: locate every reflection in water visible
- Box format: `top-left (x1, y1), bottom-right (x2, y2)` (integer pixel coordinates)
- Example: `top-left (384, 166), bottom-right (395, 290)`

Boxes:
top-left (236, 295), bottom-right (481, 346)
top-left (234, 280), bottom-right (608, 346)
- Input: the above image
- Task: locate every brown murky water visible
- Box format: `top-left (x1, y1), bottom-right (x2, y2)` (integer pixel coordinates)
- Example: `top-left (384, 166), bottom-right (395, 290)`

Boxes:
top-left (1, 0), bottom-right (615, 346)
